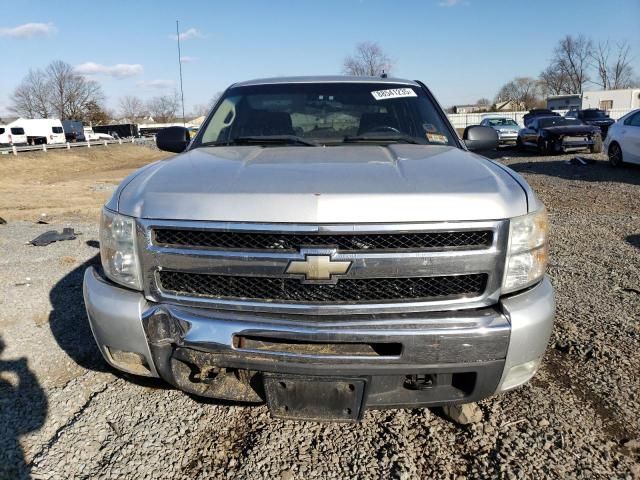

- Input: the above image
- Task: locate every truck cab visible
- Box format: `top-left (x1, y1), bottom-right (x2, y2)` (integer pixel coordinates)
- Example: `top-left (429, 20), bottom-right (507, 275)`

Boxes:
top-left (84, 77), bottom-right (554, 421)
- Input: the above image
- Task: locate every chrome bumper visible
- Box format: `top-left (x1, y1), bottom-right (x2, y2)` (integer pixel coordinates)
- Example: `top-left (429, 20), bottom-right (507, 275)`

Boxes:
top-left (83, 267), bottom-right (554, 403)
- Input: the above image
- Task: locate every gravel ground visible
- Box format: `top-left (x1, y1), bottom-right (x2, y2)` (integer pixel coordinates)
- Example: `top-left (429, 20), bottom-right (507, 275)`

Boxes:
top-left (1, 150), bottom-right (639, 479)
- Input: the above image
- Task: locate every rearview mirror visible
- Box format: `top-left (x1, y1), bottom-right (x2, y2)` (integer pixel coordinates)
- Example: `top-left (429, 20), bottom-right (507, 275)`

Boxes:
top-left (156, 126), bottom-right (190, 153)
top-left (463, 125), bottom-right (499, 152)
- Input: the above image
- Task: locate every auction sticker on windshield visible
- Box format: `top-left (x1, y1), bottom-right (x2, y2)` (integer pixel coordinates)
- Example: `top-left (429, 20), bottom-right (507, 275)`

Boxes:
top-left (371, 88), bottom-right (417, 100)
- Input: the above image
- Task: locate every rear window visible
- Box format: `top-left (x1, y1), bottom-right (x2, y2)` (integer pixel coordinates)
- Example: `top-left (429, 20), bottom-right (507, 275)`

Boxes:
top-left (11, 127), bottom-right (25, 135)
top-left (583, 110), bottom-right (607, 119)
top-left (52, 126), bottom-right (63, 134)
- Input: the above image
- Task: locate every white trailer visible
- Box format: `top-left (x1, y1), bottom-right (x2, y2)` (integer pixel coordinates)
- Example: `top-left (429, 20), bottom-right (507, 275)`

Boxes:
top-left (10, 118), bottom-right (66, 145)
top-left (582, 89), bottom-right (640, 111)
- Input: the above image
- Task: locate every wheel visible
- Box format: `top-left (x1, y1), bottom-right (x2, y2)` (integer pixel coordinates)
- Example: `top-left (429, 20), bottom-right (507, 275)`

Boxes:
top-left (537, 139), bottom-right (548, 155)
top-left (608, 142), bottom-right (624, 167)
top-left (590, 136), bottom-right (603, 154)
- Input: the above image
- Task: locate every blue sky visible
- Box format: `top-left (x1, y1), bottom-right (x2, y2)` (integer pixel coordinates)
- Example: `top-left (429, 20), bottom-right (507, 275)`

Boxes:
top-left (1, 0), bottom-right (639, 116)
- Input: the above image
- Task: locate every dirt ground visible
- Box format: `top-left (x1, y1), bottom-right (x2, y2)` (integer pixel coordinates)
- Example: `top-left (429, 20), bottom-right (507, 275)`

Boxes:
top-left (0, 145), bottom-right (169, 222)
top-left (0, 146), bottom-right (639, 479)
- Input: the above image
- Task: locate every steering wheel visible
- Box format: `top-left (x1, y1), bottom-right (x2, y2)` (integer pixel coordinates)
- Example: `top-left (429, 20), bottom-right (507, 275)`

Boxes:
top-left (365, 126), bottom-right (402, 134)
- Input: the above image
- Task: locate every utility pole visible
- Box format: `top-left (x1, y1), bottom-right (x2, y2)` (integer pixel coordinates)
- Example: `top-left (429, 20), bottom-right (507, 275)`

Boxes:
top-left (176, 20), bottom-right (186, 127)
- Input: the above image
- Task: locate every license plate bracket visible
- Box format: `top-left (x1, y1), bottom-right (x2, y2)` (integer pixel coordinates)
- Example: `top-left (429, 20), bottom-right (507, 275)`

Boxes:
top-left (263, 375), bottom-right (366, 422)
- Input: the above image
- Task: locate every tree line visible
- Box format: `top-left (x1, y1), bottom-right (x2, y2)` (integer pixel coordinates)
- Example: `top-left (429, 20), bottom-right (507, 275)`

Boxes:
top-left (7, 37), bottom-right (637, 123)
top-left (495, 35), bottom-right (637, 110)
top-left (8, 59), bottom-right (218, 124)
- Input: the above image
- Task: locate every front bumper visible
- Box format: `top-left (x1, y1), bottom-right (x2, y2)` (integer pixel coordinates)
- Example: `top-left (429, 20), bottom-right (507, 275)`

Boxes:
top-left (83, 268), bottom-right (554, 409)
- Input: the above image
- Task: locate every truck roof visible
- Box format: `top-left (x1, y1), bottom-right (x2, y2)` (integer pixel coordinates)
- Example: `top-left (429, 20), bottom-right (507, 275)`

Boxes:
top-left (232, 75), bottom-right (419, 88)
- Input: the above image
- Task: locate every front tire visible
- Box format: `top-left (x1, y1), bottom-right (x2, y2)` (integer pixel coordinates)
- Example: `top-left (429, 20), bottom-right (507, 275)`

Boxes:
top-left (608, 142), bottom-right (624, 167)
top-left (590, 136), bottom-right (603, 154)
top-left (537, 139), bottom-right (549, 155)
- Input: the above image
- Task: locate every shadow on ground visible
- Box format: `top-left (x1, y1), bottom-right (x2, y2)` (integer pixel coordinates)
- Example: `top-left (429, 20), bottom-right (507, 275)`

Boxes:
top-left (48, 254), bottom-right (108, 373)
top-left (0, 336), bottom-right (47, 479)
top-left (626, 234), bottom-right (640, 249)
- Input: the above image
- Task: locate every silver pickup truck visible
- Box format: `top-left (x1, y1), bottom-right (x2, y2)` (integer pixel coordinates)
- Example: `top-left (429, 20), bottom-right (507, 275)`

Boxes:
top-left (84, 76), bottom-right (554, 421)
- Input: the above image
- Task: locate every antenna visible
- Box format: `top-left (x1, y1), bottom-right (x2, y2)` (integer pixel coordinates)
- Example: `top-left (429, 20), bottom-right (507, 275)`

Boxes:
top-left (176, 20), bottom-right (186, 127)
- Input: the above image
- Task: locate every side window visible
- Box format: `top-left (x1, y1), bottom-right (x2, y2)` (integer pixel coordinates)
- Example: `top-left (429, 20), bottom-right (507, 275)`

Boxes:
top-left (0, 128), bottom-right (5, 134)
top-left (627, 112), bottom-right (640, 127)
top-left (52, 126), bottom-right (63, 134)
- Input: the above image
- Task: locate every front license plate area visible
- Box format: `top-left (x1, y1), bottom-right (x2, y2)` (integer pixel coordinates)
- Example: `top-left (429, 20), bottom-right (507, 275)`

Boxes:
top-left (264, 375), bottom-right (366, 422)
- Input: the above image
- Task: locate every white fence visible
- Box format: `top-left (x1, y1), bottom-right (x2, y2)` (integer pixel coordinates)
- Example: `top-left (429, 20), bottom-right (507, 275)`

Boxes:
top-left (0, 136), bottom-right (154, 156)
top-left (446, 108), bottom-right (632, 130)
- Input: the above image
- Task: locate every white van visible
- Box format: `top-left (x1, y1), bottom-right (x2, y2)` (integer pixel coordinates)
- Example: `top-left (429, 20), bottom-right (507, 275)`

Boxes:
top-left (11, 118), bottom-right (66, 145)
top-left (0, 125), bottom-right (28, 146)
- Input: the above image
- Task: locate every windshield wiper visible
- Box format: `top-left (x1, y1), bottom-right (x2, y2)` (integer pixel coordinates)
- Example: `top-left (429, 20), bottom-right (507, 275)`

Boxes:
top-left (342, 134), bottom-right (423, 145)
top-left (201, 135), bottom-right (317, 147)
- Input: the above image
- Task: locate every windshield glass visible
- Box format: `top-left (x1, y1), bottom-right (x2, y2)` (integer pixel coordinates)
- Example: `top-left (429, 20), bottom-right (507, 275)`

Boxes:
top-left (198, 82), bottom-right (457, 147)
top-left (539, 117), bottom-right (582, 128)
top-left (583, 110), bottom-right (607, 119)
top-left (486, 118), bottom-right (518, 127)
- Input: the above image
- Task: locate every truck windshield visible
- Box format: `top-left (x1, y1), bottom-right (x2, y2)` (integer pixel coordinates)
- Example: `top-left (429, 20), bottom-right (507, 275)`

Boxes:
top-left (487, 118), bottom-right (518, 127)
top-left (198, 82), bottom-right (457, 147)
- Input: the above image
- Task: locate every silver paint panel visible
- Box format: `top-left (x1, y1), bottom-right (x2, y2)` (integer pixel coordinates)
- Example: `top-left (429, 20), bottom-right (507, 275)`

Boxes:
top-left (117, 145), bottom-right (528, 223)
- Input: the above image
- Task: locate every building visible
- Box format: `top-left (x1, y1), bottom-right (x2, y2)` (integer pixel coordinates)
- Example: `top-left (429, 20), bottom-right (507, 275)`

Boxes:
top-left (452, 104), bottom-right (487, 114)
top-left (581, 88), bottom-right (640, 110)
top-left (546, 94), bottom-right (581, 110)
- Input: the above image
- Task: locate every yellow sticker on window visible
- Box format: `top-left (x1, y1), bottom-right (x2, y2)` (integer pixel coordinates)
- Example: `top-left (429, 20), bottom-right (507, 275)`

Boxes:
top-left (426, 133), bottom-right (448, 144)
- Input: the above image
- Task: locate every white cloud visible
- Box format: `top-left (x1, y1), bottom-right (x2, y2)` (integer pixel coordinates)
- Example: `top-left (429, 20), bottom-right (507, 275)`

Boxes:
top-left (170, 27), bottom-right (204, 41)
top-left (438, 0), bottom-right (464, 6)
top-left (136, 79), bottom-right (176, 89)
top-left (180, 56), bottom-right (197, 63)
top-left (0, 22), bottom-right (56, 38)
top-left (75, 62), bottom-right (144, 78)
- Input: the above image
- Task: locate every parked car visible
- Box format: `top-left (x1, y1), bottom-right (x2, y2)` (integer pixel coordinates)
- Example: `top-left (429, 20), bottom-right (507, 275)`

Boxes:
top-left (0, 125), bottom-right (27, 146)
top-left (84, 76), bottom-right (554, 421)
top-left (11, 118), bottom-right (66, 145)
top-left (523, 109), bottom-right (560, 127)
top-left (604, 108), bottom-right (640, 167)
top-left (93, 123), bottom-right (139, 138)
top-left (517, 116), bottom-right (602, 154)
top-left (62, 120), bottom-right (86, 142)
top-left (479, 117), bottom-right (520, 146)
top-left (565, 108), bottom-right (615, 139)
top-left (84, 126), bottom-right (115, 141)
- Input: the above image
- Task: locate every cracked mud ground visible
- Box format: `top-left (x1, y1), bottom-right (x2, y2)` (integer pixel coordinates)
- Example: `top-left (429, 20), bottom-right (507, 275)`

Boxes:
top-left (0, 149), bottom-right (639, 479)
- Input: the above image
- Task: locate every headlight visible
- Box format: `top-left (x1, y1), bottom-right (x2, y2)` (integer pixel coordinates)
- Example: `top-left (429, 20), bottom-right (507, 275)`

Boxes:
top-left (502, 209), bottom-right (549, 294)
top-left (100, 208), bottom-right (142, 290)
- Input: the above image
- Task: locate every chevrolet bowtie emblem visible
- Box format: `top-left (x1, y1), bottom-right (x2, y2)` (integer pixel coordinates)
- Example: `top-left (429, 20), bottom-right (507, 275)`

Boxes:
top-left (285, 254), bottom-right (352, 281)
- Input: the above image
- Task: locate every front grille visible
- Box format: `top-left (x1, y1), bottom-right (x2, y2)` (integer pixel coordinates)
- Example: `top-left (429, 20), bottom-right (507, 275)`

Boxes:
top-left (158, 271), bottom-right (488, 304)
top-left (154, 229), bottom-right (493, 252)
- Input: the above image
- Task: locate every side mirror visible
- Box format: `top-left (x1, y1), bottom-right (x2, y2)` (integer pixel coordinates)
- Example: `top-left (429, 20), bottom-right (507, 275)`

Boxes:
top-left (156, 126), bottom-right (190, 153)
top-left (463, 125), bottom-right (499, 151)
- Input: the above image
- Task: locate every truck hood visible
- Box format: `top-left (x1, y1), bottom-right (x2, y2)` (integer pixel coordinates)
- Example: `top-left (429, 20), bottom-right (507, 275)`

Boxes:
top-left (115, 145), bottom-right (528, 223)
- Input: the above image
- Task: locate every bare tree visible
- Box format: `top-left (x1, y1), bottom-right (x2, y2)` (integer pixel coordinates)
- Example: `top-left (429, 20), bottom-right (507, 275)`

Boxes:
top-left (590, 39), bottom-right (635, 89)
top-left (539, 65), bottom-right (572, 96)
top-left (496, 77), bottom-right (543, 110)
top-left (9, 69), bottom-right (51, 118)
top-left (147, 92), bottom-right (180, 123)
top-left (9, 61), bottom-right (104, 120)
top-left (343, 42), bottom-right (393, 76)
top-left (118, 95), bottom-right (147, 122)
top-left (551, 35), bottom-right (593, 93)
